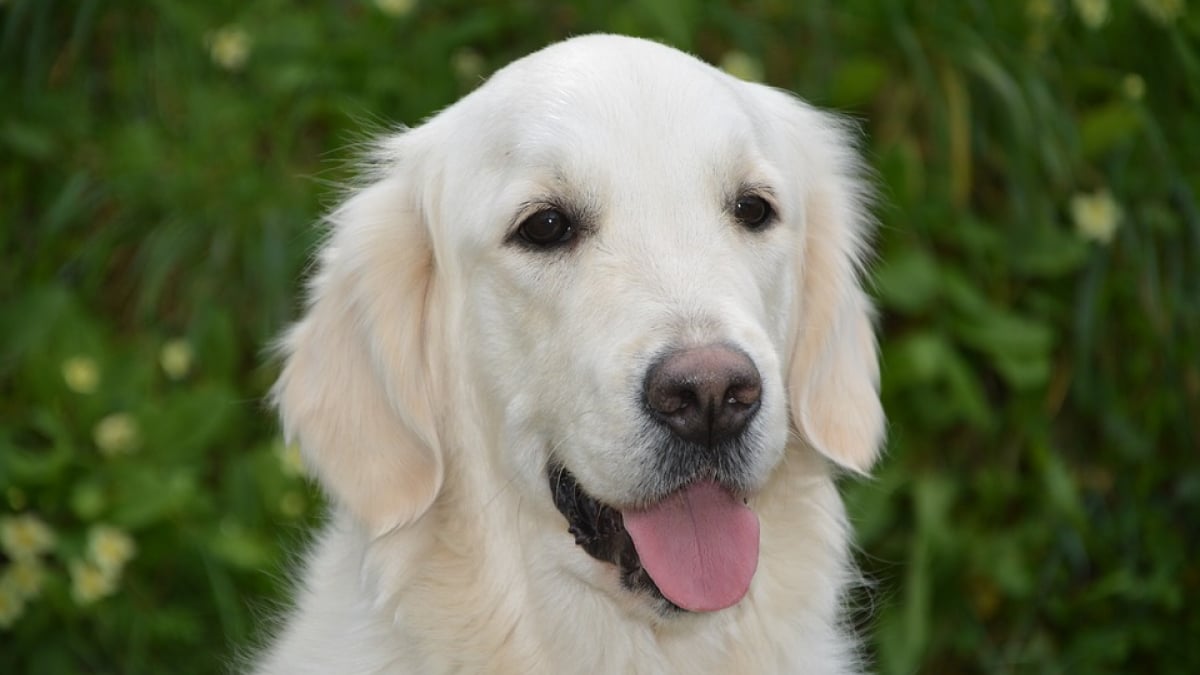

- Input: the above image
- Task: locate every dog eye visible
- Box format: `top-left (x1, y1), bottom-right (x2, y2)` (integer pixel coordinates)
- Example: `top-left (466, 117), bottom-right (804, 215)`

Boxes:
top-left (733, 195), bottom-right (774, 230)
top-left (518, 209), bottom-right (575, 248)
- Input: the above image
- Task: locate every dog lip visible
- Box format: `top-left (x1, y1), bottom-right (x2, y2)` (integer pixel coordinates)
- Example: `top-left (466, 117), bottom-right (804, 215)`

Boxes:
top-left (548, 463), bottom-right (626, 557)
top-left (547, 462), bottom-right (682, 612)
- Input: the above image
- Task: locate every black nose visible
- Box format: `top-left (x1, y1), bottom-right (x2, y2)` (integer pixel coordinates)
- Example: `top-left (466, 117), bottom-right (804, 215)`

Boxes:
top-left (643, 345), bottom-right (762, 446)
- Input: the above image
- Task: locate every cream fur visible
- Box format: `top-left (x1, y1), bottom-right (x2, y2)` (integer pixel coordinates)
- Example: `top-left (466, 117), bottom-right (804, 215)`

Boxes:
top-left (253, 34), bottom-right (884, 675)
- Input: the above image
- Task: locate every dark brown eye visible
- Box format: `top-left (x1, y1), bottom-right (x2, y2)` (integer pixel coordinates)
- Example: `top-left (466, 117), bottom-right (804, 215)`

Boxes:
top-left (733, 195), bottom-right (774, 230)
top-left (518, 209), bottom-right (574, 248)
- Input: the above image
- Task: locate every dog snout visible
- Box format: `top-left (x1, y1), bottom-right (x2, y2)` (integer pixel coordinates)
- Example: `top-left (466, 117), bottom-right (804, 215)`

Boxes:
top-left (644, 345), bottom-right (762, 446)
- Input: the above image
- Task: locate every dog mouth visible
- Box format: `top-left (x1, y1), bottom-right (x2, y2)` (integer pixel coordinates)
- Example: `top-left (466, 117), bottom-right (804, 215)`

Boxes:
top-left (547, 463), bottom-right (760, 613)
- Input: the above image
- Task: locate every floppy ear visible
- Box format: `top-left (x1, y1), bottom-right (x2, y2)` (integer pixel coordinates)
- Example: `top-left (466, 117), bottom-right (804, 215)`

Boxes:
top-left (780, 101), bottom-right (886, 475)
top-left (273, 155), bottom-right (443, 536)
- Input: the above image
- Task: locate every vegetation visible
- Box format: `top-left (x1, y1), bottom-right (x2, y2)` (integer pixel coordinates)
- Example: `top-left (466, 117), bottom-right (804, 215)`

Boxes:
top-left (3, 0), bottom-right (1197, 672)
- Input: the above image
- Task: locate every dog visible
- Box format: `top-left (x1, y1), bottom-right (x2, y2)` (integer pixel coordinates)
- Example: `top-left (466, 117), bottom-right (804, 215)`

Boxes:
top-left (252, 34), bottom-right (884, 674)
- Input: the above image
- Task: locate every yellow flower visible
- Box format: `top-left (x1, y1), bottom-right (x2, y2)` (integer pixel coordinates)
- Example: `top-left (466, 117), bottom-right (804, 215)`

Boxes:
top-left (719, 50), bottom-right (765, 83)
top-left (375, 0), bottom-right (416, 17)
top-left (1027, 0), bottom-right (1057, 22)
top-left (1071, 189), bottom-right (1122, 244)
top-left (159, 338), bottom-right (194, 380)
top-left (2, 559), bottom-right (47, 600)
top-left (1137, 0), bottom-right (1186, 24)
top-left (275, 439), bottom-right (306, 476)
top-left (0, 582), bottom-right (25, 629)
top-left (93, 412), bottom-right (141, 456)
top-left (207, 26), bottom-right (252, 71)
top-left (451, 48), bottom-right (485, 83)
top-left (279, 490), bottom-right (306, 518)
top-left (87, 525), bottom-right (137, 575)
top-left (1027, 29), bottom-right (1051, 54)
top-left (0, 514), bottom-right (56, 560)
top-left (1073, 0), bottom-right (1110, 28)
top-left (1122, 74), bottom-right (1146, 100)
top-left (6, 487), bottom-right (27, 511)
top-left (69, 559), bottom-right (118, 605)
top-left (62, 355), bottom-right (100, 394)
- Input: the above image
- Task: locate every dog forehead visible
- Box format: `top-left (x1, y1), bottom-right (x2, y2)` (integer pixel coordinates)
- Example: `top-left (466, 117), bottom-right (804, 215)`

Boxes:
top-left (465, 35), bottom-right (758, 168)
top-left (495, 34), bottom-right (731, 103)
top-left (419, 35), bottom-right (789, 259)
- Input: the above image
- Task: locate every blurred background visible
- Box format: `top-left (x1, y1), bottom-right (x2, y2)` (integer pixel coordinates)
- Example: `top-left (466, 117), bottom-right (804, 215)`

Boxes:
top-left (3, 0), bottom-right (1198, 672)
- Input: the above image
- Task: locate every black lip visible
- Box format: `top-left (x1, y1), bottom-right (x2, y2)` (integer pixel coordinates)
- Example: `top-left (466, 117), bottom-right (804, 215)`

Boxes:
top-left (547, 463), bottom-right (680, 612)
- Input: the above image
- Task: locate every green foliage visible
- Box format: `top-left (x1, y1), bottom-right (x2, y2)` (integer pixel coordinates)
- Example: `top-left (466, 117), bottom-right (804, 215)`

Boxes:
top-left (3, 0), bottom-right (1198, 672)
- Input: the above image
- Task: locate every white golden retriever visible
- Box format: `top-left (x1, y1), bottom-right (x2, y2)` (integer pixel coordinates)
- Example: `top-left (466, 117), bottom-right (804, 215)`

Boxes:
top-left (253, 34), bottom-right (884, 674)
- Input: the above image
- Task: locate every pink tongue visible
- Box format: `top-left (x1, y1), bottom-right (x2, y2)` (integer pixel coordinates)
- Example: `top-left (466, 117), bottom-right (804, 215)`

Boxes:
top-left (621, 481), bottom-right (760, 612)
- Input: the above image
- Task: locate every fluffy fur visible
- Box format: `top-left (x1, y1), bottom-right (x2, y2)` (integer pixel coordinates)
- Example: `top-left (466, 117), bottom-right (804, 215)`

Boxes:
top-left (252, 34), bottom-right (884, 674)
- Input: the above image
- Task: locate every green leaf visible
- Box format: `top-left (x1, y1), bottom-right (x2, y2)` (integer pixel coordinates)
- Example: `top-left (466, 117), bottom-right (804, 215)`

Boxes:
top-left (890, 331), bottom-right (953, 383)
top-left (1080, 102), bottom-right (1141, 158)
top-left (829, 57), bottom-right (888, 107)
top-left (940, 268), bottom-right (992, 316)
top-left (1031, 441), bottom-right (1085, 524)
top-left (207, 521), bottom-right (274, 570)
top-left (41, 172), bottom-right (93, 234)
top-left (2, 412), bottom-right (76, 485)
top-left (990, 351), bottom-right (1051, 389)
top-left (977, 538), bottom-right (1034, 596)
top-left (0, 119), bottom-right (57, 161)
top-left (109, 468), bottom-right (200, 530)
top-left (953, 308), bottom-right (1055, 389)
top-left (0, 284), bottom-right (72, 369)
top-left (1011, 222), bottom-right (1091, 278)
top-left (940, 347), bottom-right (994, 427)
top-left (143, 385), bottom-right (241, 458)
top-left (884, 331), bottom-right (992, 428)
top-left (874, 247), bottom-right (941, 314)
top-left (70, 478), bottom-right (109, 521)
top-left (878, 475), bottom-right (955, 674)
top-left (913, 473), bottom-right (956, 551)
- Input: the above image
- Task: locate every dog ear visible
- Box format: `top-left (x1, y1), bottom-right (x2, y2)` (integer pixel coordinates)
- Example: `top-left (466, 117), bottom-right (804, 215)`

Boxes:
top-left (273, 151), bottom-right (444, 536)
top-left (776, 99), bottom-right (886, 475)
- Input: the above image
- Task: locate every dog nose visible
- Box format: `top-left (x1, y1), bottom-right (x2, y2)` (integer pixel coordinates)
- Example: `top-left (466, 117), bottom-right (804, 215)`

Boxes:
top-left (644, 345), bottom-right (762, 446)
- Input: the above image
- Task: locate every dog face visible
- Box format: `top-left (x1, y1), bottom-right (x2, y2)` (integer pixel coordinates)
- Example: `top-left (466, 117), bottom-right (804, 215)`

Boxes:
top-left (452, 46), bottom-right (795, 507)
top-left (274, 35), bottom-right (884, 615)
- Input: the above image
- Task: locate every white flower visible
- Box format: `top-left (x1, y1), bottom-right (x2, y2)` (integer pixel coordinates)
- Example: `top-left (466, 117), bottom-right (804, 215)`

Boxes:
top-left (2, 559), bottom-right (47, 601)
top-left (1122, 74), bottom-right (1146, 100)
top-left (375, 0), bottom-right (416, 17)
top-left (1071, 189), bottom-right (1122, 244)
top-left (1027, 0), bottom-right (1058, 22)
top-left (69, 559), bottom-right (117, 606)
top-left (1073, 0), bottom-right (1110, 28)
top-left (0, 514), bottom-right (56, 560)
top-left (275, 439), bottom-right (306, 476)
top-left (93, 412), bottom-right (141, 456)
top-left (1137, 0), bottom-right (1186, 24)
top-left (0, 582), bottom-right (25, 629)
top-left (159, 338), bottom-right (194, 380)
top-left (87, 525), bottom-right (137, 575)
top-left (5, 487), bottom-right (27, 511)
top-left (208, 26), bottom-right (252, 71)
top-left (279, 491), bottom-right (306, 518)
top-left (719, 50), bottom-right (764, 83)
top-left (62, 355), bottom-right (100, 394)
top-left (451, 48), bottom-right (485, 83)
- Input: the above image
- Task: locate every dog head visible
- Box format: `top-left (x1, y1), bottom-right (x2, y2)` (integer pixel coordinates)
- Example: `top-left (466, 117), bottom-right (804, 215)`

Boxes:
top-left (274, 34), bottom-right (884, 613)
